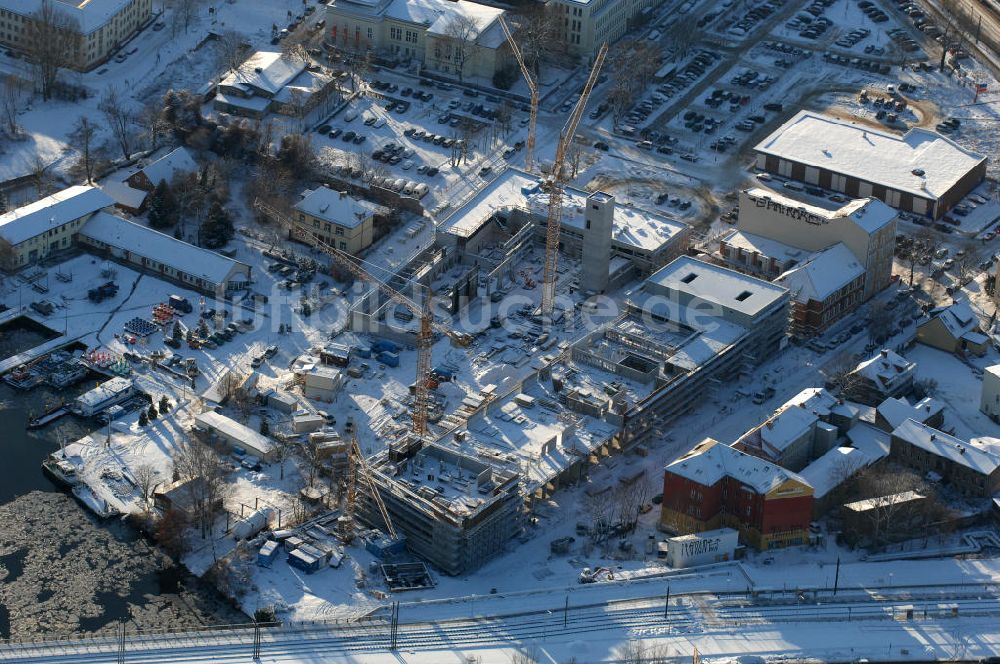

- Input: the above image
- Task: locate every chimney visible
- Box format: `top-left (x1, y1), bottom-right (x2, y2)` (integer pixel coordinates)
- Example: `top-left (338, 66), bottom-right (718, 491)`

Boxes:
top-left (766, 420), bottom-right (774, 429)
top-left (880, 349), bottom-right (888, 358)
top-left (339, 191), bottom-right (347, 199)
top-left (930, 434), bottom-right (936, 441)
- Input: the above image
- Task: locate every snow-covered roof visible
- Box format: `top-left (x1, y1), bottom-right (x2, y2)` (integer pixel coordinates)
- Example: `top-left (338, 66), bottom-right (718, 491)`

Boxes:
top-left (719, 229), bottom-right (807, 263)
top-left (853, 348), bottom-right (917, 391)
top-left (99, 180), bottom-right (148, 210)
top-left (892, 419), bottom-right (1000, 476)
top-left (0, 0), bottom-right (137, 33)
top-left (743, 187), bottom-right (897, 235)
top-left (845, 421), bottom-right (891, 460)
top-left (922, 301), bottom-right (981, 340)
top-left (194, 411), bottom-right (273, 455)
top-left (220, 51), bottom-right (306, 96)
top-left (80, 213), bottom-right (248, 285)
top-left (776, 243), bottom-right (863, 303)
top-left (295, 186), bottom-right (379, 228)
top-left (876, 396), bottom-right (941, 430)
top-left (645, 256), bottom-right (788, 319)
top-left (388, 0), bottom-right (503, 42)
top-left (666, 438), bottom-right (811, 494)
top-left (784, 387), bottom-right (857, 420)
top-left (754, 111), bottom-right (986, 201)
top-left (843, 490), bottom-right (925, 513)
top-left (800, 446), bottom-right (872, 498)
top-left (0, 185), bottom-right (113, 246)
top-left (760, 405), bottom-right (819, 453)
top-left (136, 147), bottom-right (197, 187)
top-left (440, 169), bottom-right (688, 255)
top-left (75, 377), bottom-right (133, 409)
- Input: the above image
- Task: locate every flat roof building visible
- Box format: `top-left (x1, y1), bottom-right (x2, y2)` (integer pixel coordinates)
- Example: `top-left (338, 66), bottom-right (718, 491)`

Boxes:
top-left (753, 111), bottom-right (986, 219)
top-left (194, 411), bottom-right (274, 461)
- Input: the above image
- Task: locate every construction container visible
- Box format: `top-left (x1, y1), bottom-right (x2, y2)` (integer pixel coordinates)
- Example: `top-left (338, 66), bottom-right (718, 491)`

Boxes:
top-left (356, 345), bottom-right (372, 358)
top-left (377, 351), bottom-right (399, 368)
top-left (370, 339), bottom-right (399, 355)
top-left (258, 540), bottom-right (280, 567)
top-left (232, 508), bottom-right (273, 540)
top-left (288, 548), bottom-right (322, 573)
top-left (666, 528), bottom-right (738, 568)
top-left (365, 533), bottom-right (406, 558)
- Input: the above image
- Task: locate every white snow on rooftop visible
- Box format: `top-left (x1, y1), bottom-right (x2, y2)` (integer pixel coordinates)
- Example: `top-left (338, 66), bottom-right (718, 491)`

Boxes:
top-left (892, 419), bottom-right (1000, 476)
top-left (388, 0), bottom-right (503, 36)
top-left (800, 446), bottom-right (871, 498)
top-left (80, 212), bottom-right (248, 285)
top-left (0, 185), bottom-right (113, 246)
top-left (743, 187), bottom-right (897, 234)
top-left (876, 396), bottom-right (943, 430)
top-left (135, 147), bottom-right (198, 187)
top-left (194, 411), bottom-right (274, 455)
top-left (440, 169), bottom-right (688, 254)
top-left (0, 0), bottom-right (137, 33)
top-left (645, 256), bottom-right (788, 319)
top-left (220, 51), bottom-right (306, 97)
top-left (720, 229), bottom-right (807, 262)
top-left (295, 186), bottom-right (379, 228)
top-left (666, 438), bottom-right (809, 494)
top-left (754, 111), bottom-right (986, 200)
top-left (922, 301), bottom-right (981, 341)
top-left (776, 243), bottom-right (863, 303)
top-left (844, 489), bottom-right (925, 513)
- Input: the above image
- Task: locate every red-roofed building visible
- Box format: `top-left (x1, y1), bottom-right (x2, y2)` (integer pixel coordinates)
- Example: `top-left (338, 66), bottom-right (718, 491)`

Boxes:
top-left (660, 438), bottom-right (814, 550)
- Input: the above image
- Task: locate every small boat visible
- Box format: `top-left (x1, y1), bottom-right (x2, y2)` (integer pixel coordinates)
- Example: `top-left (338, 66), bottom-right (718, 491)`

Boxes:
top-left (71, 484), bottom-right (120, 519)
top-left (41, 456), bottom-right (81, 488)
top-left (28, 405), bottom-right (68, 429)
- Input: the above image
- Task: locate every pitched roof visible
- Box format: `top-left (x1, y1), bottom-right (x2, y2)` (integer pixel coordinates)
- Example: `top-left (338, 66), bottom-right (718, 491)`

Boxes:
top-left (775, 242), bottom-right (864, 303)
top-left (80, 212), bottom-right (247, 285)
top-left (876, 396), bottom-right (943, 430)
top-left (0, 185), bottom-right (113, 245)
top-left (891, 419), bottom-right (1000, 475)
top-left (853, 349), bottom-right (916, 390)
top-left (294, 186), bottom-right (379, 228)
top-left (665, 438), bottom-right (811, 494)
top-left (138, 147), bottom-right (198, 187)
top-left (922, 301), bottom-right (981, 340)
top-left (220, 51), bottom-right (306, 96)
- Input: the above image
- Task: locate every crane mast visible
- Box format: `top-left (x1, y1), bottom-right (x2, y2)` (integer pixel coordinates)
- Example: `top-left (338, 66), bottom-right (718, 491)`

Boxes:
top-left (252, 199), bottom-right (469, 437)
top-left (540, 44), bottom-right (608, 319)
top-left (499, 16), bottom-right (538, 173)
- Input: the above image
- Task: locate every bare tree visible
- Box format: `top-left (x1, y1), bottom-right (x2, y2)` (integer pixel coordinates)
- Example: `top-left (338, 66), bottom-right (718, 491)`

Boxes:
top-left (953, 240), bottom-right (980, 286)
top-left (29, 155), bottom-right (55, 198)
top-left (608, 83), bottom-right (634, 128)
top-left (511, 4), bottom-right (562, 76)
top-left (99, 85), bottom-right (136, 161)
top-left (134, 463), bottom-right (161, 512)
top-left (215, 29), bottom-right (249, 76)
top-left (67, 115), bottom-right (98, 183)
top-left (440, 15), bottom-right (479, 82)
top-left (0, 74), bottom-right (25, 137)
top-left (615, 640), bottom-right (671, 663)
top-left (273, 434), bottom-right (297, 481)
top-left (137, 100), bottom-right (171, 153)
top-left (171, 0), bottom-right (202, 36)
top-left (868, 306), bottom-right (896, 345)
top-left (173, 438), bottom-right (230, 539)
top-left (901, 230), bottom-right (933, 287)
top-left (25, 0), bottom-right (80, 101)
top-left (855, 467), bottom-right (927, 549)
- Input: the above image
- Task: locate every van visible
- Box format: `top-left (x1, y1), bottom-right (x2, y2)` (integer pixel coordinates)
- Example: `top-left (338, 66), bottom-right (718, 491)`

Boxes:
top-left (783, 181), bottom-right (804, 192)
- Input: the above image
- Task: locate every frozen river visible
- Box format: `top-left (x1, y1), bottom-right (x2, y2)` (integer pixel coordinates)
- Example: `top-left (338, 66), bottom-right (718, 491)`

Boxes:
top-left (0, 323), bottom-right (243, 641)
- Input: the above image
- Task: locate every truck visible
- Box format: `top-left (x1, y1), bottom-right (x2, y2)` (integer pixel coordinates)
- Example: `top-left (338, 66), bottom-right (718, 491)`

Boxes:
top-left (752, 386), bottom-right (776, 404)
top-left (87, 282), bottom-right (119, 303)
top-left (168, 295), bottom-right (193, 313)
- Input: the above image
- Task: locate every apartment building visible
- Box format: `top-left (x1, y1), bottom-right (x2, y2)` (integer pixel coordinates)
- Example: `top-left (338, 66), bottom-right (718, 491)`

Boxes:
top-left (890, 419), bottom-right (1000, 497)
top-left (774, 242), bottom-right (865, 338)
top-left (547, 0), bottom-right (662, 58)
top-left (916, 301), bottom-right (989, 356)
top-left (847, 348), bottom-right (917, 406)
top-left (661, 438), bottom-right (814, 550)
top-left (293, 186), bottom-right (382, 255)
top-left (0, 185), bottom-right (114, 271)
top-left (0, 0), bottom-right (152, 71)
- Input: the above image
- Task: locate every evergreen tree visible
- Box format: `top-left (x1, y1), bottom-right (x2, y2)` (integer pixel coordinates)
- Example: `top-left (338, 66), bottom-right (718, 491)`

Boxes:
top-left (159, 395), bottom-right (171, 413)
top-left (171, 320), bottom-right (183, 342)
top-left (199, 201), bottom-right (234, 249)
top-left (259, 419), bottom-right (269, 435)
top-left (148, 404), bottom-right (159, 420)
top-left (147, 180), bottom-right (179, 229)
top-left (138, 410), bottom-right (149, 427)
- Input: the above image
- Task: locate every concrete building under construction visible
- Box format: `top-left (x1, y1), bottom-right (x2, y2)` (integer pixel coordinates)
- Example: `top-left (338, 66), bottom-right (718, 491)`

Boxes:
top-left (356, 437), bottom-right (524, 575)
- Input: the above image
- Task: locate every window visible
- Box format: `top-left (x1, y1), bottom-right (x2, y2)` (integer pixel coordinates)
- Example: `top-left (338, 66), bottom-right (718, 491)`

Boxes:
top-left (313, 220), bottom-right (320, 229)
top-left (339, 241), bottom-right (347, 250)
top-left (368, 27), bottom-right (373, 40)
top-left (735, 290), bottom-right (752, 302)
top-left (335, 227), bottom-right (344, 236)
top-left (681, 272), bottom-right (697, 284)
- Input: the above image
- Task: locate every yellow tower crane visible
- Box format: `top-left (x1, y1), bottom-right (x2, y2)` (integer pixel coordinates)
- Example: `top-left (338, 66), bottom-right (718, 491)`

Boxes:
top-left (252, 200), bottom-right (472, 437)
top-left (540, 43), bottom-right (608, 319)
top-left (499, 16), bottom-right (538, 173)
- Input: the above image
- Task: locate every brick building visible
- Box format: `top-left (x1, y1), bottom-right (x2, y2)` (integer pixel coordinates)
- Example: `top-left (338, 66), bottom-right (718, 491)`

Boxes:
top-left (660, 438), bottom-right (814, 550)
top-left (890, 419), bottom-right (1000, 497)
top-left (754, 111), bottom-right (986, 220)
